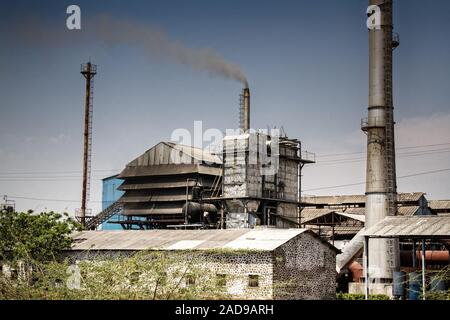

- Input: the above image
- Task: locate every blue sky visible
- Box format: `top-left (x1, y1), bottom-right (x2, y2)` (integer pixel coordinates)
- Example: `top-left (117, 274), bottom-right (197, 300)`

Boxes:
top-left (1, 0), bottom-right (449, 213)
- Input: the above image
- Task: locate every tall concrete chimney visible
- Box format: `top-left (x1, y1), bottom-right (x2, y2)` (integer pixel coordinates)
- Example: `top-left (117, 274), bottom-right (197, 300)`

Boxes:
top-left (363, 0), bottom-right (399, 283)
top-left (240, 87), bottom-right (250, 132)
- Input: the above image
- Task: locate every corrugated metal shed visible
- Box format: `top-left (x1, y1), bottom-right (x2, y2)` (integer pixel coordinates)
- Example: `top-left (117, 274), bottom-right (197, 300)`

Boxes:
top-left (69, 228), bottom-right (335, 251)
top-left (428, 200), bottom-right (450, 210)
top-left (362, 216), bottom-right (450, 238)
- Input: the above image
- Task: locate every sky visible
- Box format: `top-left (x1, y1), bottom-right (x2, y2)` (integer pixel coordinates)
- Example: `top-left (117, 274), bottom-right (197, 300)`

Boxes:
top-left (0, 0), bottom-right (450, 215)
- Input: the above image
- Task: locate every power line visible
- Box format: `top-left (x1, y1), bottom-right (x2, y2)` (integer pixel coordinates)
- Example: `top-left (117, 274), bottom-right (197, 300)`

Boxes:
top-left (4, 195), bottom-right (103, 203)
top-left (313, 148), bottom-right (450, 166)
top-left (303, 167), bottom-right (450, 192)
top-left (316, 142), bottom-right (450, 158)
top-left (6, 168), bottom-right (450, 203)
top-left (0, 169), bottom-right (120, 175)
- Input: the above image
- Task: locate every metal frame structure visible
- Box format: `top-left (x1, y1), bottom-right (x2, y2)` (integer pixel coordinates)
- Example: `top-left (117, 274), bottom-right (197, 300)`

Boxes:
top-left (79, 62), bottom-right (97, 227)
top-left (362, 216), bottom-right (450, 300)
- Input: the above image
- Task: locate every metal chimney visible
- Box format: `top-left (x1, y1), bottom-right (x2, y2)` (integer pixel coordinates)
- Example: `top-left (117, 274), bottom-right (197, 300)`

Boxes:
top-left (363, 0), bottom-right (399, 282)
top-left (240, 87), bottom-right (250, 132)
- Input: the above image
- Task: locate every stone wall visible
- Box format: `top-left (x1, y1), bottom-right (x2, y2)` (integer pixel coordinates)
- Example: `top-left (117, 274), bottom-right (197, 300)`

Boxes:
top-left (272, 232), bottom-right (337, 299)
top-left (65, 232), bottom-right (336, 300)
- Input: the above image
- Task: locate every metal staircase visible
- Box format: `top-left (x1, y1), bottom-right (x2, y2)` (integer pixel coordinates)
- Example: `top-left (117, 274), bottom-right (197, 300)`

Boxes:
top-left (209, 174), bottom-right (222, 198)
top-left (84, 201), bottom-right (123, 230)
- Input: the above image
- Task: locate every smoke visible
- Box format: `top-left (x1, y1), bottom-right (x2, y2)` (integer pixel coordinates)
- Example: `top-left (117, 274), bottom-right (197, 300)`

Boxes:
top-left (9, 14), bottom-right (248, 86)
top-left (95, 15), bottom-right (248, 86)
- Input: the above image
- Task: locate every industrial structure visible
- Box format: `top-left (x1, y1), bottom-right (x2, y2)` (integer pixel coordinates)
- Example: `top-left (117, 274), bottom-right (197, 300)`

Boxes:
top-left (70, 0), bottom-right (449, 299)
top-left (83, 85), bottom-right (315, 231)
top-left (77, 62), bottom-right (97, 227)
top-left (363, 0), bottom-right (400, 284)
top-left (116, 142), bottom-right (222, 229)
top-left (67, 228), bottom-right (339, 300)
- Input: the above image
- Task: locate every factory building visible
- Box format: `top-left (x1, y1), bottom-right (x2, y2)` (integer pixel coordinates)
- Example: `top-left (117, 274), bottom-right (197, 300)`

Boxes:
top-left (300, 193), bottom-right (449, 296)
top-left (115, 142), bottom-right (222, 229)
top-left (220, 132), bottom-right (314, 229)
top-left (302, 192), bottom-right (433, 220)
top-left (67, 228), bottom-right (339, 300)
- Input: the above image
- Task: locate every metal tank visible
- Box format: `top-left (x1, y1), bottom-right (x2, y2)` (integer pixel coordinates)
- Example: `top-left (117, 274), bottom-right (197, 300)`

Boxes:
top-left (182, 202), bottom-right (218, 224)
top-left (363, 0), bottom-right (400, 283)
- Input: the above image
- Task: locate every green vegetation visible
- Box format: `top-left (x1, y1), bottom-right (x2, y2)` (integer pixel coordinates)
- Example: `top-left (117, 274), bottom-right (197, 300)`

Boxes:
top-left (0, 251), bottom-right (232, 300)
top-left (336, 293), bottom-right (390, 300)
top-left (0, 210), bottom-right (81, 263)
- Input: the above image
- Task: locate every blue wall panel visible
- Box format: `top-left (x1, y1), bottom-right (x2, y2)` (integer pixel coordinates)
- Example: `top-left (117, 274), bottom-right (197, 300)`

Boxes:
top-left (101, 175), bottom-right (125, 230)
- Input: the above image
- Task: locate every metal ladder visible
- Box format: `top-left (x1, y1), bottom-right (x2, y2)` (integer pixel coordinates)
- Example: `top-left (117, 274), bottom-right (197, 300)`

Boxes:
top-left (384, 3), bottom-right (398, 217)
top-left (210, 174), bottom-right (222, 198)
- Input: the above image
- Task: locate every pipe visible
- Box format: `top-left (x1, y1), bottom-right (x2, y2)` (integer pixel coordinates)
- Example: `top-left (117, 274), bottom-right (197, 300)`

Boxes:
top-left (364, 236), bottom-right (369, 300)
top-left (348, 261), bottom-right (364, 282)
top-left (421, 239), bottom-right (426, 300)
top-left (400, 250), bottom-right (449, 266)
top-left (242, 87), bottom-right (250, 132)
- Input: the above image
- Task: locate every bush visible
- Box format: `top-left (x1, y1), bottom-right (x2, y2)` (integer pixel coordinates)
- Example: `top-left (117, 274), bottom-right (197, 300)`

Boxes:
top-left (336, 292), bottom-right (390, 300)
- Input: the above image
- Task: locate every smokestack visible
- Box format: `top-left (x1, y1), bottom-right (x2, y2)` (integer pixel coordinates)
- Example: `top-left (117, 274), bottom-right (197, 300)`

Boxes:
top-left (240, 87), bottom-right (250, 132)
top-left (363, 0), bottom-right (399, 282)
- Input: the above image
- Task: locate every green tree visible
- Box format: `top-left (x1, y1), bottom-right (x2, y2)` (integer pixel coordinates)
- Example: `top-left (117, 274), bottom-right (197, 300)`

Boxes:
top-left (0, 210), bottom-right (81, 263)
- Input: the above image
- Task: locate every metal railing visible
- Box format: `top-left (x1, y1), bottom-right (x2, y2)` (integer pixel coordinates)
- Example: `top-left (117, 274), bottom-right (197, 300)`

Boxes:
top-left (301, 151), bottom-right (316, 163)
top-left (361, 117), bottom-right (386, 130)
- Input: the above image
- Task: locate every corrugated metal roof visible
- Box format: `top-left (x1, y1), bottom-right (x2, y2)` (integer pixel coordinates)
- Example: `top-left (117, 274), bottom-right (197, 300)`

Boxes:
top-left (125, 142), bottom-right (222, 169)
top-left (119, 181), bottom-right (197, 190)
top-left (338, 212), bottom-right (365, 222)
top-left (303, 192), bottom-right (425, 206)
top-left (397, 206), bottom-right (420, 216)
top-left (167, 143), bottom-right (222, 165)
top-left (342, 207), bottom-right (365, 215)
top-left (362, 216), bottom-right (450, 238)
top-left (302, 195), bottom-right (366, 205)
top-left (301, 209), bottom-right (365, 224)
top-left (428, 200), bottom-right (450, 210)
top-left (301, 209), bottom-right (335, 224)
top-left (342, 206), bottom-right (422, 216)
top-left (397, 192), bottom-right (425, 202)
top-left (69, 229), bottom-right (312, 251)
